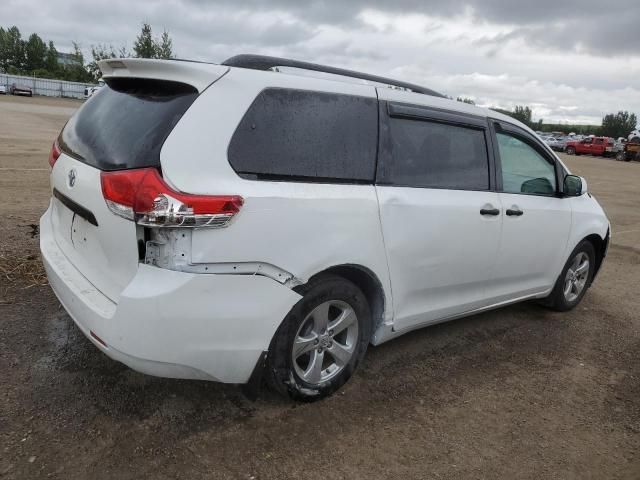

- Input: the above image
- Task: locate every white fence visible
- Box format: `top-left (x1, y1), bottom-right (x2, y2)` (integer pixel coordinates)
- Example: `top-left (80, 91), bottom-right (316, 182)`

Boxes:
top-left (0, 73), bottom-right (94, 99)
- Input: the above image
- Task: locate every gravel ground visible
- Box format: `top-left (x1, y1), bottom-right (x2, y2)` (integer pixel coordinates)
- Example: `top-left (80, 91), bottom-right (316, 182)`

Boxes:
top-left (0, 95), bottom-right (638, 479)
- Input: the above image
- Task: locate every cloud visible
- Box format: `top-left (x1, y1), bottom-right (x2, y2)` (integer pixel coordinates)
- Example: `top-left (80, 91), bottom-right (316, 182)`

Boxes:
top-left (0, 0), bottom-right (638, 125)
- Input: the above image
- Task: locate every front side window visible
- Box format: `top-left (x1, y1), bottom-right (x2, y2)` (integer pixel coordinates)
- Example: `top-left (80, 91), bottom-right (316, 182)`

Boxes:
top-left (496, 132), bottom-right (556, 195)
top-left (380, 117), bottom-right (489, 190)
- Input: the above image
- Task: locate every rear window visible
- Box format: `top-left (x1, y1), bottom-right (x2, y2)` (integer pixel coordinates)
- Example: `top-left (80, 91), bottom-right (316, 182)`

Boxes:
top-left (228, 88), bottom-right (378, 183)
top-left (59, 78), bottom-right (198, 171)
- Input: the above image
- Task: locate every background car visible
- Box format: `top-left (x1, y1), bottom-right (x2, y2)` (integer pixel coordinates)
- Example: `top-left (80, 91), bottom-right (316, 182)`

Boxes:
top-left (83, 78), bottom-right (105, 99)
top-left (0, 85), bottom-right (6, 95)
top-left (546, 136), bottom-right (567, 152)
top-left (10, 83), bottom-right (33, 97)
top-left (565, 136), bottom-right (610, 157)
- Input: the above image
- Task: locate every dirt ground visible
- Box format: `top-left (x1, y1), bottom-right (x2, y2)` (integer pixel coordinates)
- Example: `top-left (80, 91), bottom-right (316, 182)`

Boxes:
top-left (0, 95), bottom-right (638, 480)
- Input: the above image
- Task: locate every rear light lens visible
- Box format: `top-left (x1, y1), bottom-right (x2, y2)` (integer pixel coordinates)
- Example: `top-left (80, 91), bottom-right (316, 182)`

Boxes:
top-left (48, 139), bottom-right (61, 168)
top-left (100, 168), bottom-right (243, 228)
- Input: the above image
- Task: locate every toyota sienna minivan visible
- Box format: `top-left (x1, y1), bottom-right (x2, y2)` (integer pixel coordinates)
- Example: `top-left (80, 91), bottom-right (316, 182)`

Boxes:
top-left (40, 55), bottom-right (610, 400)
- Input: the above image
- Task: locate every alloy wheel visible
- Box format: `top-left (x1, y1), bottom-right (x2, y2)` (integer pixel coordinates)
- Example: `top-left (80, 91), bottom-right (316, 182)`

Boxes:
top-left (291, 300), bottom-right (359, 385)
top-left (563, 252), bottom-right (590, 303)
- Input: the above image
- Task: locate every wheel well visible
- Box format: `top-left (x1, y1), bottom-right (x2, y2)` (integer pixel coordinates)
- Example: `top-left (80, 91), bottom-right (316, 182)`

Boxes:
top-left (295, 265), bottom-right (385, 339)
top-left (583, 232), bottom-right (608, 281)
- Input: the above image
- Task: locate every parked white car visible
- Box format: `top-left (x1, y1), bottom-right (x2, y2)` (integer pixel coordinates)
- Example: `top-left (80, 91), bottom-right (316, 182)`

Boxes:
top-left (0, 85), bottom-right (6, 94)
top-left (83, 78), bottom-right (105, 99)
top-left (41, 56), bottom-right (610, 400)
top-left (629, 129), bottom-right (640, 143)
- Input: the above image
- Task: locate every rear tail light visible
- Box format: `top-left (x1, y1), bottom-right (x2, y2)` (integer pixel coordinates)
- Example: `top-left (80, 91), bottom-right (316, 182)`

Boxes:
top-left (100, 168), bottom-right (243, 228)
top-left (48, 139), bottom-right (61, 168)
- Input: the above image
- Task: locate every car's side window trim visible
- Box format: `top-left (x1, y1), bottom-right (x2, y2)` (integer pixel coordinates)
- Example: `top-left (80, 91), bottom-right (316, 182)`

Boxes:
top-left (387, 102), bottom-right (488, 129)
top-left (376, 101), bottom-right (497, 191)
top-left (490, 120), bottom-right (563, 197)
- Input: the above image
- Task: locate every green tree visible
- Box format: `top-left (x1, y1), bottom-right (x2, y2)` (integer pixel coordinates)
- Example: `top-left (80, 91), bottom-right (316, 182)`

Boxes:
top-left (133, 23), bottom-right (157, 58)
top-left (456, 97), bottom-right (475, 105)
top-left (512, 105), bottom-right (533, 125)
top-left (156, 30), bottom-right (174, 59)
top-left (600, 111), bottom-right (638, 139)
top-left (133, 23), bottom-right (175, 59)
top-left (24, 33), bottom-right (47, 71)
top-left (5, 26), bottom-right (24, 71)
top-left (45, 40), bottom-right (58, 73)
top-left (87, 43), bottom-right (129, 81)
top-left (491, 105), bottom-right (535, 128)
top-left (59, 41), bottom-right (91, 82)
top-left (0, 27), bottom-right (9, 72)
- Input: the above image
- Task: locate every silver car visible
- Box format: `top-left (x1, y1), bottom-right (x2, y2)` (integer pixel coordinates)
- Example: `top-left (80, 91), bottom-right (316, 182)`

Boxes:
top-left (546, 136), bottom-right (567, 152)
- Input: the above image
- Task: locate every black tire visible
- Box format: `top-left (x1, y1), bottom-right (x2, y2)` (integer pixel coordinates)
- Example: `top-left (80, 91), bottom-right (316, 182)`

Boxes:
top-left (266, 274), bottom-right (371, 401)
top-left (615, 151), bottom-right (625, 161)
top-left (542, 240), bottom-right (596, 312)
top-left (566, 146), bottom-right (576, 155)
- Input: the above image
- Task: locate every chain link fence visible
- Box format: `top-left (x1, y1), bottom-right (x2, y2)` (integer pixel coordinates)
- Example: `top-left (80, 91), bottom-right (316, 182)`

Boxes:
top-left (0, 73), bottom-right (95, 99)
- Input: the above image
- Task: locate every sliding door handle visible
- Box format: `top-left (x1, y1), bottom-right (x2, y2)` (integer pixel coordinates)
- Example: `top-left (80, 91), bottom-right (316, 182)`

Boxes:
top-left (506, 208), bottom-right (523, 216)
top-left (480, 208), bottom-right (500, 216)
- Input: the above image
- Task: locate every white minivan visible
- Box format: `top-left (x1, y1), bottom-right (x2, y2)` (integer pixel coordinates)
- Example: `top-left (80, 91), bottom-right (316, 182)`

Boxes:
top-left (41, 55), bottom-right (610, 400)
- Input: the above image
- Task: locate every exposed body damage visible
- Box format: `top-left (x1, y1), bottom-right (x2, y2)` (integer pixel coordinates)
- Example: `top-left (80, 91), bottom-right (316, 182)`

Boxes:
top-left (144, 229), bottom-right (303, 287)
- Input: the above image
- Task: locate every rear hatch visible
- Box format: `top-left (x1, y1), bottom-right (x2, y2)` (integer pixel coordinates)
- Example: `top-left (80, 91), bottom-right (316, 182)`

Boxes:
top-left (49, 60), bottom-right (227, 302)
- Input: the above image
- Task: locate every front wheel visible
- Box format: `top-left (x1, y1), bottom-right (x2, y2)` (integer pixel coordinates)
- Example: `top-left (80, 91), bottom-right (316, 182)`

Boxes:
top-left (615, 151), bottom-right (625, 161)
top-left (266, 275), bottom-right (371, 401)
top-left (566, 146), bottom-right (576, 155)
top-left (542, 241), bottom-right (595, 311)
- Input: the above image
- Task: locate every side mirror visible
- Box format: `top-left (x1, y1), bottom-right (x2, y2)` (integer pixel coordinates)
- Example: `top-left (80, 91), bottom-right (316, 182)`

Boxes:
top-left (564, 175), bottom-right (587, 196)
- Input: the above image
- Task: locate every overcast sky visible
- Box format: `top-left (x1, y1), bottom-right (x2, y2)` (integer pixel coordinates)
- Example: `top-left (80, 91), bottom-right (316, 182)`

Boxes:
top-left (2, 0), bottom-right (639, 125)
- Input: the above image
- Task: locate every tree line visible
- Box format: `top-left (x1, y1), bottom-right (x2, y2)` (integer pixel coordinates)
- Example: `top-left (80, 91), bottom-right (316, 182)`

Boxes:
top-left (0, 23), bottom-right (173, 83)
top-left (457, 98), bottom-right (637, 138)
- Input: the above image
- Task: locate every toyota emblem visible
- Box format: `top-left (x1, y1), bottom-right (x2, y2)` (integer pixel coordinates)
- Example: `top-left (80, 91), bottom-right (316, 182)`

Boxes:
top-left (68, 169), bottom-right (77, 188)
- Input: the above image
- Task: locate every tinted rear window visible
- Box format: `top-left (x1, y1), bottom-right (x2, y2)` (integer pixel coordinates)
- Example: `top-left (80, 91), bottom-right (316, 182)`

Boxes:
top-left (228, 88), bottom-right (378, 183)
top-left (59, 78), bottom-right (198, 171)
top-left (379, 117), bottom-right (489, 190)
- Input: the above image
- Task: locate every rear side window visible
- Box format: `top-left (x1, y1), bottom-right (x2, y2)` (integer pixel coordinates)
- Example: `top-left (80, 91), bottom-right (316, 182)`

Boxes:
top-left (228, 88), bottom-right (378, 183)
top-left (59, 78), bottom-right (198, 171)
top-left (380, 117), bottom-right (490, 190)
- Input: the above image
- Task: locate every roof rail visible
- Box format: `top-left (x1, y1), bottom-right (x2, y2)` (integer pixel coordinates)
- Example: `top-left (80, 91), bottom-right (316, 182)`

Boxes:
top-left (221, 54), bottom-right (445, 98)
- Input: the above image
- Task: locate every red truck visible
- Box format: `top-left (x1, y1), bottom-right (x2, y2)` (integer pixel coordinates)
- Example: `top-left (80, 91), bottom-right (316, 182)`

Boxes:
top-left (565, 136), bottom-right (614, 157)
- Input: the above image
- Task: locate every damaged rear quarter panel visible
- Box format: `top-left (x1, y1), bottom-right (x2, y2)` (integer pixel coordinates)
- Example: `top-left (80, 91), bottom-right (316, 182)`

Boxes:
top-left (189, 184), bottom-right (392, 319)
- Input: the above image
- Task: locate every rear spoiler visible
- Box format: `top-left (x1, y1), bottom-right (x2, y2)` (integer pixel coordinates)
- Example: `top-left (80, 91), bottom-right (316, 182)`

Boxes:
top-left (97, 58), bottom-right (229, 93)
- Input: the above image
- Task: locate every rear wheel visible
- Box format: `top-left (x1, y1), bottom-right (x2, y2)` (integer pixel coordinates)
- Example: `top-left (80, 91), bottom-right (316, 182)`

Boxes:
top-left (542, 241), bottom-right (595, 312)
top-left (615, 151), bottom-right (625, 161)
top-left (266, 275), bottom-right (371, 401)
top-left (566, 146), bottom-right (576, 155)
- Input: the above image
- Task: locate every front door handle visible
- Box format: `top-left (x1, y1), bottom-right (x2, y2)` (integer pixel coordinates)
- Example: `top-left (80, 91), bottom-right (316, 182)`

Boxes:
top-left (506, 208), bottom-right (524, 216)
top-left (480, 208), bottom-right (500, 216)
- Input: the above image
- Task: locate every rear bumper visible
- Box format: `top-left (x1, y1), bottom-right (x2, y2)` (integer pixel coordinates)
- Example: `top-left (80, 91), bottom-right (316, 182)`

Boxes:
top-left (40, 206), bottom-right (301, 383)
